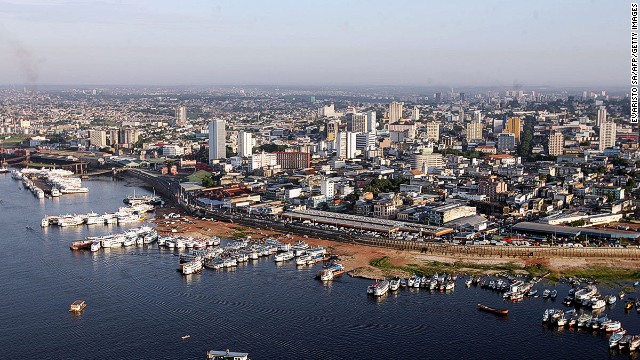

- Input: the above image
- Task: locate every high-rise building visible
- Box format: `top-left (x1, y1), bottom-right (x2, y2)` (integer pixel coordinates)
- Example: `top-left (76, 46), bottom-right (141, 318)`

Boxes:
top-left (474, 110), bottom-right (482, 122)
top-left (466, 121), bottom-right (483, 141)
top-left (336, 132), bottom-right (357, 159)
top-left (355, 132), bottom-right (377, 151)
top-left (458, 109), bottom-right (465, 122)
top-left (505, 117), bottom-right (522, 142)
top-left (596, 106), bottom-right (607, 127)
top-left (326, 119), bottom-right (340, 141)
top-left (208, 119), bottom-right (226, 162)
top-left (388, 102), bottom-right (403, 123)
top-left (107, 129), bottom-right (119, 146)
top-left (248, 152), bottom-right (277, 172)
top-left (89, 130), bottom-right (107, 147)
top-left (321, 177), bottom-right (335, 198)
top-left (237, 131), bottom-right (253, 157)
top-left (411, 153), bottom-right (444, 172)
top-left (497, 133), bottom-right (516, 151)
top-left (275, 152), bottom-right (310, 169)
top-left (411, 106), bottom-right (420, 121)
top-left (599, 121), bottom-right (616, 151)
top-left (119, 128), bottom-right (139, 146)
top-left (367, 111), bottom-right (377, 133)
top-left (426, 122), bottom-right (440, 141)
top-left (347, 113), bottom-right (367, 133)
top-left (548, 132), bottom-right (564, 156)
top-left (175, 106), bottom-right (187, 126)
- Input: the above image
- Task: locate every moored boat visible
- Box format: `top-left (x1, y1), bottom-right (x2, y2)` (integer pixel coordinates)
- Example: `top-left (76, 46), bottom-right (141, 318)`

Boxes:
top-left (477, 303), bottom-right (509, 316)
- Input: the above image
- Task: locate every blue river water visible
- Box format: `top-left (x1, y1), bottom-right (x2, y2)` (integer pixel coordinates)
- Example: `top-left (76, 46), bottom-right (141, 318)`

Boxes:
top-left (0, 173), bottom-right (639, 359)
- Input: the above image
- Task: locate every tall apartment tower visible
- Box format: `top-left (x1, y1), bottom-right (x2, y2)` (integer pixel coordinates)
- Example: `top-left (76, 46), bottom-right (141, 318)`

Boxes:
top-left (367, 111), bottom-right (377, 133)
top-left (548, 132), bottom-right (564, 156)
top-left (596, 106), bottom-right (607, 127)
top-left (388, 102), bottom-right (403, 123)
top-left (505, 117), bottom-right (522, 142)
top-left (175, 106), bottom-right (187, 126)
top-left (599, 121), bottom-right (616, 151)
top-left (466, 121), bottom-right (483, 141)
top-left (237, 131), bottom-right (253, 157)
top-left (426, 122), bottom-right (440, 141)
top-left (208, 120), bottom-right (226, 162)
top-left (347, 113), bottom-right (368, 133)
top-left (411, 106), bottom-right (420, 121)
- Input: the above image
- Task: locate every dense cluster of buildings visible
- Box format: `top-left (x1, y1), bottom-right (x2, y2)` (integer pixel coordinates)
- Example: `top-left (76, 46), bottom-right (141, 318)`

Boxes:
top-left (1, 86), bottom-right (639, 241)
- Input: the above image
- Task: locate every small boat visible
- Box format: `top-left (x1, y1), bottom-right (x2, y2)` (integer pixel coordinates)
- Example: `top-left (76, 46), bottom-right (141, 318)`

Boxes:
top-left (606, 295), bottom-right (617, 304)
top-left (90, 242), bottom-right (100, 252)
top-left (465, 279), bottom-right (472, 287)
top-left (542, 289), bottom-right (551, 298)
top-left (562, 296), bottom-right (573, 306)
top-left (636, 299), bottom-right (640, 313)
top-left (477, 303), bottom-right (509, 316)
top-left (528, 289), bottom-right (538, 297)
top-left (619, 335), bottom-right (631, 350)
top-left (69, 300), bottom-right (87, 313)
top-left (634, 281), bottom-right (639, 287)
top-left (592, 299), bottom-right (606, 310)
top-left (182, 335), bottom-right (190, 340)
top-left (610, 331), bottom-right (624, 348)
top-left (625, 300), bottom-right (634, 311)
top-left (389, 277), bottom-right (401, 291)
top-left (630, 335), bottom-right (640, 351)
top-left (604, 320), bottom-right (622, 332)
top-left (550, 289), bottom-right (557, 299)
top-left (206, 350), bottom-right (249, 360)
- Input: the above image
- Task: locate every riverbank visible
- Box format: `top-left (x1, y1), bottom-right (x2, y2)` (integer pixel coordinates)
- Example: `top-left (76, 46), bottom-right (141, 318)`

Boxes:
top-left (152, 207), bottom-right (640, 285)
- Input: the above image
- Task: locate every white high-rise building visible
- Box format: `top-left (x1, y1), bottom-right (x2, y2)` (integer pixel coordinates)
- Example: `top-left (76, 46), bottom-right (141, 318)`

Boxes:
top-left (548, 132), bottom-right (564, 156)
top-left (466, 121), bottom-right (483, 141)
top-left (411, 106), bottom-right (420, 121)
top-left (335, 132), bottom-right (358, 159)
top-left (474, 110), bottom-right (482, 122)
top-left (208, 120), bottom-right (226, 162)
top-left (426, 122), bottom-right (440, 141)
top-left (175, 106), bottom-right (187, 125)
top-left (237, 131), bottom-right (253, 157)
top-left (89, 130), bottom-right (107, 147)
top-left (367, 111), bottom-right (377, 133)
top-left (599, 121), bottom-right (616, 151)
top-left (248, 152), bottom-right (277, 172)
top-left (388, 102), bottom-right (403, 123)
top-left (355, 132), bottom-right (377, 150)
top-left (321, 177), bottom-right (335, 198)
top-left (596, 106), bottom-right (607, 127)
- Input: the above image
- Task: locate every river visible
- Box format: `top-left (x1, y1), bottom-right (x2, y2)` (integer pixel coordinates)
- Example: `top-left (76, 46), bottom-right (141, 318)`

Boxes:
top-left (0, 174), bottom-right (638, 359)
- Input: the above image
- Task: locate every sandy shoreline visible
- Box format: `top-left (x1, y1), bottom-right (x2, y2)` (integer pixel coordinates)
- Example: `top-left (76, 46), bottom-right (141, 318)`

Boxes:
top-left (152, 207), bottom-right (640, 281)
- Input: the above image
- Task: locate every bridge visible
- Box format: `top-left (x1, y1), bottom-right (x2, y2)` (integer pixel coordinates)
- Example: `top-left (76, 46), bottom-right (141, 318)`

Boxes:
top-left (83, 168), bottom-right (129, 177)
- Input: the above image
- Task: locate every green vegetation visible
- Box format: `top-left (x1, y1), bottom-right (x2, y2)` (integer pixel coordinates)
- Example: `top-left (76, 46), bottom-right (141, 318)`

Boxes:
top-left (369, 256), bottom-right (521, 276)
top-left (0, 135), bottom-right (29, 147)
top-left (369, 256), bottom-right (639, 283)
top-left (560, 267), bottom-right (640, 282)
top-left (230, 226), bottom-right (250, 239)
top-left (362, 177), bottom-right (408, 196)
top-left (256, 144), bottom-right (287, 153)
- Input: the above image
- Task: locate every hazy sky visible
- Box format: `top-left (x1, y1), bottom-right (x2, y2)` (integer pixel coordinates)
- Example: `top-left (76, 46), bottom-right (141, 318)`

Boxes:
top-left (0, 0), bottom-right (631, 87)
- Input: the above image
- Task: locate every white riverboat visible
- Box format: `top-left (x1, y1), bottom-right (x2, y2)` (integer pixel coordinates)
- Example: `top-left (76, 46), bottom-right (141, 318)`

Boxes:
top-left (90, 242), bottom-right (101, 252)
top-left (274, 251), bottom-right (294, 262)
top-left (182, 260), bottom-right (203, 275)
top-left (367, 279), bottom-right (390, 296)
top-left (206, 350), bottom-right (249, 360)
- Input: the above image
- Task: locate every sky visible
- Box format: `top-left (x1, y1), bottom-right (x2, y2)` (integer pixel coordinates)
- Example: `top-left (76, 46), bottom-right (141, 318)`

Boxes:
top-left (0, 0), bottom-right (632, 87)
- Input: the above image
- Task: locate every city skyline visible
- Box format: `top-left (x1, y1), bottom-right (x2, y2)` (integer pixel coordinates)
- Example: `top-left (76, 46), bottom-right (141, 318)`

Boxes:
top-left (0, 0), bottom-right (631, 87)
